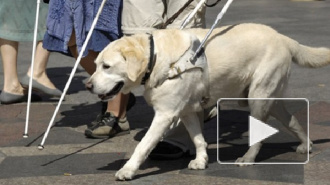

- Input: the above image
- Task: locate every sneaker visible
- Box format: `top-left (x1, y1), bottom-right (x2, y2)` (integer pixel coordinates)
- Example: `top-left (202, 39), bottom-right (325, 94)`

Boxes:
top-left (85, 112), bottom-right (130, 139)
top-left (149, 141), bottom-right (189, 160)
top-left (87, 92), bottom-right (136, 129)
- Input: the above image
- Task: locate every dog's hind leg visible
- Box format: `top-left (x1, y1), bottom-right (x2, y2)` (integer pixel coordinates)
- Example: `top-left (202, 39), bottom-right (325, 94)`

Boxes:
top-left (181, 111), bottom-right (208, 170)
top-left (235, 98), bottom-right (274, 166)
top-left (115, 112), bottom-right (175, 180)
top-left (270, 101), bottom-right (312, 154)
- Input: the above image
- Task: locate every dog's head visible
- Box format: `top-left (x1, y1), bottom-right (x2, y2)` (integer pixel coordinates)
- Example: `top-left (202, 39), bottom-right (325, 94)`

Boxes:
top-left (86, 34), bottom-right (150, 101)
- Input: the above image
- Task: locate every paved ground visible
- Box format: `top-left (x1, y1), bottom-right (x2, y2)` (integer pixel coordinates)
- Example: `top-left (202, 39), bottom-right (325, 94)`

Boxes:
top-left (1, 0), bottom-right (330, 184)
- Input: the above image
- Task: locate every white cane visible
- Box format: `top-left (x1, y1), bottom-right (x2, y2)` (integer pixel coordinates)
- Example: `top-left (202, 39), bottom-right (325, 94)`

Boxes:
top-left (38, 0), bottom-right (108, 149)
top-left (24, 0), bottom-right (41, 138)
top-left (191, 0), bottom-right (233, 60)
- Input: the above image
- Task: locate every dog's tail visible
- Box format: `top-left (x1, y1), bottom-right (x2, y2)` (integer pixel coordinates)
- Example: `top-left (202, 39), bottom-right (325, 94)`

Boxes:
top-left (287, 37), bottom-right (330, 68)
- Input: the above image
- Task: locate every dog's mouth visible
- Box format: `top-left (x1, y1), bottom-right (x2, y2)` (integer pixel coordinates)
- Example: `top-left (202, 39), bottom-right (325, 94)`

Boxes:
top-left (98, 81), bottom-right (124, 101)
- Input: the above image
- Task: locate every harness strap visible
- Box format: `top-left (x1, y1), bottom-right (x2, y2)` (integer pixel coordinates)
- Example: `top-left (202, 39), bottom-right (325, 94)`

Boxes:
top-left (161, 0), bottom-right (194, 29)
top-left (168, 38), bottom-right (207, 79)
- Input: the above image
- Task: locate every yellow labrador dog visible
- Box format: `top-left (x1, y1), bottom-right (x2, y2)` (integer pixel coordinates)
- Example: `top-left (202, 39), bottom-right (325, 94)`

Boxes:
top-left (86, 23), bottom-right (330, 180)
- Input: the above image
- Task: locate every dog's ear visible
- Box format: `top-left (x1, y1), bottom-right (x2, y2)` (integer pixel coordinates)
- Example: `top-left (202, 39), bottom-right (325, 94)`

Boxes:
top-left (121, 47), bottom-right (147, 82)
top-left (120, 36), bottom-right (149, 82)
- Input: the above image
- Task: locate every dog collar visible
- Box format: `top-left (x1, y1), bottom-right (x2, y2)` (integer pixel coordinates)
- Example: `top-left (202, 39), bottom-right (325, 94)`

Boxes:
top-left (142, 34), bottom-right (156, 84)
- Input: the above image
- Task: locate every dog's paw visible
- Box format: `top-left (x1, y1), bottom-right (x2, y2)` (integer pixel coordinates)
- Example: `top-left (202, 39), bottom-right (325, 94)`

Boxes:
top-left (188, 159), bottom-right (207, 170)
top-left (115, 168), bottom-right (135, 181)
top-left (296, 141), bottom-right (313, 154)
top-left (235, 157), bottom-right (254, 167)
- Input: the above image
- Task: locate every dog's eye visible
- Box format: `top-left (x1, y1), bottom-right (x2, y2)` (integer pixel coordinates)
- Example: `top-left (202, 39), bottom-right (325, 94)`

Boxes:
top-left (102, 64), bottom-right (110, 69)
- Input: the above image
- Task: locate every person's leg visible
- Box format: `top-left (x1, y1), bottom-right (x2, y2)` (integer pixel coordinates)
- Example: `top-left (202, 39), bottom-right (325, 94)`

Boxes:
top-left (106, 93), bottom-right (130, 119)
top-left (68, 43), bottom-right (97, 75)
top-left (19, 40), bottom-right (62, 97)
top-left (26, 41), bottom-right (56, 89)
top-left (0, 38), bottom-right (24, 95)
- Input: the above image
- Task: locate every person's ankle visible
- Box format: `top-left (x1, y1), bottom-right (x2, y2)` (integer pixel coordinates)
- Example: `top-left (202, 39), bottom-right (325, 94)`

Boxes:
top-left (3, 84), bottom-right (24, 95)
top-left (107, 111), bottom-right (127, 119)
top-left (27, 72), bottom-right (57, 90)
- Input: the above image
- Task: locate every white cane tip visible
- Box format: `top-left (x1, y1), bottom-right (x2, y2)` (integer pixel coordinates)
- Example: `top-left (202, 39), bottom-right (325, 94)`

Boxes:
top-left (38, 145), bottom-right (44, 150)
top-left (23, 134), bottom-right (29, 138)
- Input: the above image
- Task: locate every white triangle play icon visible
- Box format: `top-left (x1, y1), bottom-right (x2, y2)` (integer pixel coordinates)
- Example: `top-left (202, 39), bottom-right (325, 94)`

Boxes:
top-left (249, 116), bottom-right (279, 146)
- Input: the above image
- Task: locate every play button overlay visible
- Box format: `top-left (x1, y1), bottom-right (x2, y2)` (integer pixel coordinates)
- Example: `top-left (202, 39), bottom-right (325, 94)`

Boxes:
top-left (249, 116), bottom-right (278, 146)
top-left (216, 98), bottom-right (309, 165)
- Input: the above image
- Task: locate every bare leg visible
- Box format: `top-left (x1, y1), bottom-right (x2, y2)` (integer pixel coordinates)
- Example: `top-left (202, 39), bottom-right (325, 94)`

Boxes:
top-left (67, 30), bottom-right (97, 75)
top-left (68, 44), bottom-right (97, 75)
top-left (0, 38), bottom-right (24, 95)
top-left (106, 93), bottom-right (129, 118)
top-left (26, 41), bottom-right (56, 89)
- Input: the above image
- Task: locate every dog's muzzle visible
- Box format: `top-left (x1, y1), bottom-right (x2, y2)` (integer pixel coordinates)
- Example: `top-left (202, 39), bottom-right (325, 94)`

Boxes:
top-left (97, 81), bottom-right (124, 101)
top-left (85, 81), bottom-right (124, 101)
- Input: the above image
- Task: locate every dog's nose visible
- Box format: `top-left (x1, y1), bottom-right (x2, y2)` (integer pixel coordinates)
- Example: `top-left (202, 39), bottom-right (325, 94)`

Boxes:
top-left (85, 81), bottom-right (93, 91)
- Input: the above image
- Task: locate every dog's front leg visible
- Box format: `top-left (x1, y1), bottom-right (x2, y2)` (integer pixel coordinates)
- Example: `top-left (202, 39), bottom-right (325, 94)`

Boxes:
top-left (235, 142), bottom-right (262, 166)
top-left (181, 112), bottom-right (208, 170)
top-left (115, 112), bottom-right (174, 181)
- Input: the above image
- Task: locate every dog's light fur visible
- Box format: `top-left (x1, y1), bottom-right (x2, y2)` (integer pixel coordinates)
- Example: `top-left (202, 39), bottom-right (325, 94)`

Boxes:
top-left (87, 23), bottom-right (330, 180)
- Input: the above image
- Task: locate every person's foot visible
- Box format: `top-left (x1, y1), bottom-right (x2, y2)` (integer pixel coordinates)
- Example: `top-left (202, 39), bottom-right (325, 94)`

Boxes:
top-left (31, 73), bottom-right (57, 90)
top-left (88, 92), bottom-right (136, 128)
top-left (3, 82), bottom-right (25, 95)
top-left (0, 90), bottom-right (42, 104)
top-left (85, 93), bottom-right (136, 138)
top-left (1, 82), bottom-right (43, 104)
top-left (84, 112), bottom-right (130, 139)
top-left (149, 141), bottom-right (190, 160)
top-left (20, 75), bottom-right (62, 97)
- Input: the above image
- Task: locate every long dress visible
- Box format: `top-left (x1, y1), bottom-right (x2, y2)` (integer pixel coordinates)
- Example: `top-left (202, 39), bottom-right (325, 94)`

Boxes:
top-left (0, 0), bottom-right (48, 41)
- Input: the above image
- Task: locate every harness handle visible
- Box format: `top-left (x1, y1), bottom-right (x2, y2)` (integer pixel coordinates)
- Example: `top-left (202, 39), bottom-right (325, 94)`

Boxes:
top-left (190, 0), bottom-right (234, 61)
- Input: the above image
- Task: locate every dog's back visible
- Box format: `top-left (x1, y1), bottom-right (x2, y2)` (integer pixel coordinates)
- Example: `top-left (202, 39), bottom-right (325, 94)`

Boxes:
top-left (187, 23), bottom-right (330, 107)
